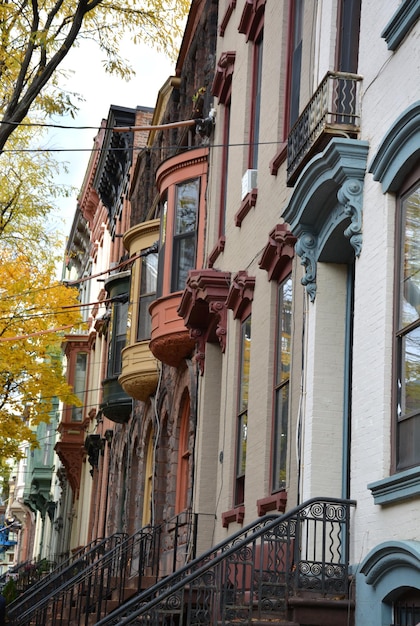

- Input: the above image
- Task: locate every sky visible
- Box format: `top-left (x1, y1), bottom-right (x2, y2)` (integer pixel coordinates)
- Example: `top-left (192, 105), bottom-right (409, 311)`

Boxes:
top-left (44, 37), bottom-right (175, 240)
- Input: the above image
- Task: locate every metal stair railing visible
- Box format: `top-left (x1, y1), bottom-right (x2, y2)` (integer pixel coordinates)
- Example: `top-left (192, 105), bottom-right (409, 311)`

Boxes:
top-left (94, 497), bottom-right (356, 626)
top-left (7, 533), bottom-right (128, 626)
top-left (9, 526), bottom-right (158, 626)
top-left (7, 535), bottom-right (121, 613)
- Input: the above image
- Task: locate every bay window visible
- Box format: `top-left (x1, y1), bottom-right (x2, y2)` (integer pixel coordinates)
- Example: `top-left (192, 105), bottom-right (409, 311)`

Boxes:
top-left (171, 179), bottom-right (200, 292)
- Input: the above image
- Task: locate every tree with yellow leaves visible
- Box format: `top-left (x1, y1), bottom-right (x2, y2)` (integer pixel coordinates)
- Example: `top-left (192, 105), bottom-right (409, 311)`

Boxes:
top-left (0, 0), bottom-right (191, 151)
top-left (0, 247), bottom-right (82, 461)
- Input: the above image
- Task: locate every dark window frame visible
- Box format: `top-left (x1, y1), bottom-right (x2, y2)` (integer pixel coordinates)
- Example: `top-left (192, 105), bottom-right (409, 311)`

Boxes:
top-left (271, 276), bottom-right (293, 493)
top-left (235, 314), bottom-right (252, 507)
top-left (393, 164), bottom-right (420, 473)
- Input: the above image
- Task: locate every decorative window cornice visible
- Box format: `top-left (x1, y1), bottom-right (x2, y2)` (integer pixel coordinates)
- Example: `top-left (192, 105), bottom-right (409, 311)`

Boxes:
top-left (177, 269), bottom-right (231, 374)
top-left (369, 101), bottom-right (420, 193)
top-left (381, 0), bottom-right (420, 50)
top-left (238, 0), bottom-right (266, 42)
top-left (226, 271), bottom-right (256, 320)
top-left (283, 138), bottom-right (369, 301)
top-left (259, 223), bottom-right (296, 283)
top-left (212, 51), bottom-right (236, 104)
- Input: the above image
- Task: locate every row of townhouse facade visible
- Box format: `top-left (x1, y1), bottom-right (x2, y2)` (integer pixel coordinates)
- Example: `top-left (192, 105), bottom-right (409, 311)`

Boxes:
top-left (5, 1), bottom-right (420, 625)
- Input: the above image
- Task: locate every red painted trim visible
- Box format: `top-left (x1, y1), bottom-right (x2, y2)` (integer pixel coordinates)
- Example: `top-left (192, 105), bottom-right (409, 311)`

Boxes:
top-left (208, 236), bottom-right (226, 268)
top-left (222, 506), bottom-right (245, 528)
top-left (219, 0), bottom-right (237, 37)
top-left (226, 271), bottom-right (255, 321)
top-left (235, 189), bottom-right (258, 227)
top-left (269, 143), bottom-right (288, 176)
top-left (259, 223), bottom-right (296, 283)
top-left (256, 491), bottom-right (287, 517)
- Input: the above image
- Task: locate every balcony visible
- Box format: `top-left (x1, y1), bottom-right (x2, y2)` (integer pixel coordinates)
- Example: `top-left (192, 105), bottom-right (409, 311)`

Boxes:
top-left (149, 293), bottom-right (195, 368)
top-left (287, 71), bottom-right (362, 186)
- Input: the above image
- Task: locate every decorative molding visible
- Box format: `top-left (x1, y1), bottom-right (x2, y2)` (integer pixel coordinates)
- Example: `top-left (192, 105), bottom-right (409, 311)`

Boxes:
top-left (368, 466), bottom-right (420, 505)
top-left (235, 188), bottom-right (258, 227)
top-left (226, 271), bottom-right (255, 320)
top-left (381, 0), bottom-right (420, 50)
top-left (295, 232), bottom-right (318, 302)
top-left (369, 101), bottom-right (420, 192)
top-left (269, 143), bottom-right (287, 176)
top-left (208, 236), bottom-right (226, 268)
top-left (222, 506), bottom-right (245, 528)
top-left (256, 491), bottom-right (287, 517)
top-left (212, 52), bottom-right (236, 104)
top-left (360, 540), bottom-right (420, 585)
top-left (283, 138), bottom-right (369, 301)
top-left (338, 178), bottom-right (363, 257)
top-left (219, 0), bottom-right (236, 36)
top-left (259, 223), bottom-right (296, 283)
top-left (238, 0), bottom-right (266, 42)
top-left (177, 269), bottom-right (231, 374)
top-left (55, 441), bottom-right (85, 498)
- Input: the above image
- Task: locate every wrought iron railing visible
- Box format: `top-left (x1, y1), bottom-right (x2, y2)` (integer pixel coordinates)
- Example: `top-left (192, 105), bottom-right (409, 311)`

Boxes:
top-left (7, 534), bottom-right (126, 624)
top-left (95, 497), bottom-right (355, 626)
top-left (287, 71), bottom-right (362, 184)
top-left (8, 510), bottom-right (199, 626)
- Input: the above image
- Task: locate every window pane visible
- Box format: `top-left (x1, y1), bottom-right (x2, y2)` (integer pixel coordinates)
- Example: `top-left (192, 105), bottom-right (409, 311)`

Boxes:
top-left (400, 184), bottom-right (420, 328)
top-left (72, 352), bottom-right (87, 421)
top-left (398, 412), bottom-right (420, 470)
top-left (236, 412), bottom-right (248, 478)
top-left (277, 278), bottom-right (293, 385)
top-left (175, 179), bottom-right (199, 235)
top-left (239, 317), bottom-right (252, 412)
top-left (273, 384), bottom-right (289, 491)
top-left (138, 253), bottom-right (158, 341)
top-left (108, 300), bottom-right (128, 377)
top-left (399, 328), bottom-right (420, 417)
top-left (173, 235), bottom-right (196, 292)
top-left (141, 253), bottom-right (158, 295)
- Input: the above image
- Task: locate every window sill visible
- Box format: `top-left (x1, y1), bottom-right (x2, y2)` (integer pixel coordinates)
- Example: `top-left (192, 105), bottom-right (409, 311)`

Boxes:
top-left (368, 466), bottom-right (420, 505)
top-left (256, 491), bottom-right (287, 517)
top-left (235, 189), bottom-right (258, 227)
top-left (222, 506), bottom-right (245, 528)
top-left (208, 236), bottom-right (226, 268)
top-left (269, 143), bottom-right (287, 176)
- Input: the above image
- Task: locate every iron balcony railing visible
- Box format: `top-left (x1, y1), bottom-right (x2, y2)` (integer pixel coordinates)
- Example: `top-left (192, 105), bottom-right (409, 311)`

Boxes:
top-left (95, 497), bottom-right (355, 626)
top-left (287, 71), bottom-right (362, 185)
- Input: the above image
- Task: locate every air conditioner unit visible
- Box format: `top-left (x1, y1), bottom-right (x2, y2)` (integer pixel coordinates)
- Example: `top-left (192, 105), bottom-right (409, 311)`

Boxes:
top-left (241, 169), bottom-right (258, 200)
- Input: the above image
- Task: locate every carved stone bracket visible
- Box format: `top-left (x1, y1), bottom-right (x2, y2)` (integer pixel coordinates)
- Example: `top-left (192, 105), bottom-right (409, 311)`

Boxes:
top-left (295, 232), bottom-right (318, 302)
top-left (338, 178), bottom-right (363, 257)
top-left (259, 223), bottom-right (297, 282)
top-left (178, 269), bottom-right (231, 374)
top-left (226, 271), bottom-right (256, 319)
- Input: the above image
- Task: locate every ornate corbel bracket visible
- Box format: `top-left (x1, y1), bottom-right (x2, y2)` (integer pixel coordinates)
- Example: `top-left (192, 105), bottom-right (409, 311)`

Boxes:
top-left (338, 178), bottom-right (363, 257)
top-left (178, 270), bottom-right (231, 374)
top-left (295, 231), bottom-right (318, 302)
